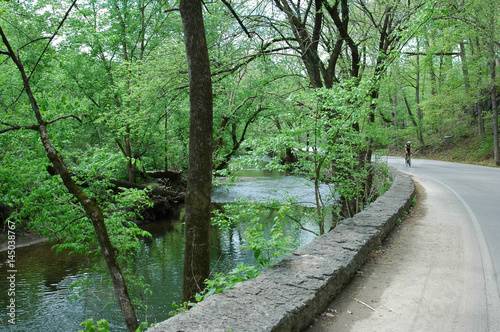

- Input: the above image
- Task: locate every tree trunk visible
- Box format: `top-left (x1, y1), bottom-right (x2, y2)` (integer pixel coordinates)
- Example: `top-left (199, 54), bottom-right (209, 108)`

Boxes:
top-left (0, 25), bottom-right (139, 332)
top-left (477, 102), bottom-right (485, 140)
top-left (459, 42), bottom-right (474, 119)
top-left (215, 107), bottom-right (262, 171)
top-left (392, 75), bottom-right (400, 148)
top-left (491, 51), bottom-right (499, 165)
top-left (403, 94), bottom-right (425, 146)
top-left (165, 112), bottom-right (169, 171)
top-left (416, 39), bottom-right (423, 134)
top-left (180, 0), bottom-right (213, 304)
top-left (425, 39), bottom-right (437, 96)
top-left (126, 160), bottom-right (136, 184)
top-left (488, 0), bottom-right (499, 165)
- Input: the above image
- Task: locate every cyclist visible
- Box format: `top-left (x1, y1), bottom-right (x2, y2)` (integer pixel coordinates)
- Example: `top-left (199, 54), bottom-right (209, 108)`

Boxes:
top-left (405, 141), bottom-right (412, 166)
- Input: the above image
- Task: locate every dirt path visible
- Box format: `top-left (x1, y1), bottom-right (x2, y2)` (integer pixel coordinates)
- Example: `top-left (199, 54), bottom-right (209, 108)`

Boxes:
top-left (306, 178), bottom-right (488, 332)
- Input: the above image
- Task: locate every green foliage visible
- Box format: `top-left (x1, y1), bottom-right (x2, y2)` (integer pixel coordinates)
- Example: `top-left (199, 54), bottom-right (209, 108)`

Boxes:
top-left (70, 147), bottom-right (127, 180)
top-left (214, 200), bottom-right (301, 267)
top-left (79, 319), bottom-right (109, 332)
top-left (243, 216), bottom-right (297, 268)
top-left (169, 301), bottom-right (196, 316)
top-left (0, 131), bottom-right (154, 310)
top-left (203, 197), bottom-right (311, 306)
top-left (235, 78), bottom-right (386, 227)
top-left (0, 135), bottom-right (50, 211)
top-left (136, 322), bottom-right (152, 332)
top-left (194, 263), bottom-right (260, 302)
top-left (2, 0), bottom-right (499, 328)
top-left (369, 157), bottom-right (393, 201)
top-left (411, 197), bottom-right (417, 207)
top-left (79, 318), bottom-right (151, 332)
top-left (211, 206), bottom-right (239, 230)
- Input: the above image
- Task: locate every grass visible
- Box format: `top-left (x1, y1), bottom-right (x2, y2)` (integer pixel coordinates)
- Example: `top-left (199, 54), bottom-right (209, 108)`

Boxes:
top-left (417, 134), bottom-right (496, 166)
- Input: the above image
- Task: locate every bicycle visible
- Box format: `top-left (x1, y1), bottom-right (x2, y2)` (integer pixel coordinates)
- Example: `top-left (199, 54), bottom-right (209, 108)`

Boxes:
top-left (405, 153), bottom-right (412, 167)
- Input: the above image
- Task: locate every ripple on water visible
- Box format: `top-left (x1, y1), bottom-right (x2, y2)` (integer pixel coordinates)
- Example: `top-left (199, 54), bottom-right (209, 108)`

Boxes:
top-left (0, 169), bottom-right (333, 331)
top-left (212, 175), bottom-right (333, 207)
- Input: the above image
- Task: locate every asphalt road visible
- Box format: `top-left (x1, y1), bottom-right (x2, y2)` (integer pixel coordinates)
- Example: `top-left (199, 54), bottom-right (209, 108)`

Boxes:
top-left (307, 157), bottom-right (500, 332)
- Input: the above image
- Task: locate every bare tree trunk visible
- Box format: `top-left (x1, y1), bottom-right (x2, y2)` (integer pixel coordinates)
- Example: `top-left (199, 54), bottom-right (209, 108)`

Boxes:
top-left (180, 0), bottom-right (213, 303)
top-left (416, 38), bottom-right (422, 122)
top-left (0, 25), bottom-right (139, 332)
top-left (392, 80), bottom-right (400, 148)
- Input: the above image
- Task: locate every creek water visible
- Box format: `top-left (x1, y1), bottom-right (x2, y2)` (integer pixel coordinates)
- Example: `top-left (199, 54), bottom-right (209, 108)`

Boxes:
top-left (0, 166), bottom-right (332, 331)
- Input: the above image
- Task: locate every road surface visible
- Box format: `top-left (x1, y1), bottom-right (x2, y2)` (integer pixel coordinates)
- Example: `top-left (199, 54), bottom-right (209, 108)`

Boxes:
top-left (307, 157), bottom-right (500, 332)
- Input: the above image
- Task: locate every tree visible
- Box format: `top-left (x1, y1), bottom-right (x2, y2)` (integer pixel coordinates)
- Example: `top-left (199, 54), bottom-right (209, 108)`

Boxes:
top-left (486, 0), bottom-right (499, 165)
top-left (0, 12), bottom-right (140, 332)
top-left (258, 0), bottom-right (426, 215)
top-left (60, 0), bottom-right (184, 183)
top-left (399, 0), bottom-right (500, 161)
top-left (179, 0), bottom-right (214, 303)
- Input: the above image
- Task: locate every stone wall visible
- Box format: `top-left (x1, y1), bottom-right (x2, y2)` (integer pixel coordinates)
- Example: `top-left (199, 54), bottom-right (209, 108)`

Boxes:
top-left (148, 170), bottom-right (415, 332)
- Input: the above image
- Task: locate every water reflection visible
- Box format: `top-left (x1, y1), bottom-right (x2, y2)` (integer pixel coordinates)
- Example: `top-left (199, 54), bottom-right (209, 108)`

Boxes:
top-left (212, 167), bottom-right (333, 207)
top-left (0, 170), bottom-right (331, 331)
top-left (0, 242), bottom-right (105, 331)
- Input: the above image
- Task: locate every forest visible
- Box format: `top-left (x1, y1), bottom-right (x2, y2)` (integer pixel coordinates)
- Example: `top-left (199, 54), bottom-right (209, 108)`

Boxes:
top-left (0, 0), bottom-right (498, 331)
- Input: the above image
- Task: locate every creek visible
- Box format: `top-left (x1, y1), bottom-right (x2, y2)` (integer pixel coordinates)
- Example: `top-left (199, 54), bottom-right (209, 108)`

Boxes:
top-left (0, 166), bottom-right (332, 331)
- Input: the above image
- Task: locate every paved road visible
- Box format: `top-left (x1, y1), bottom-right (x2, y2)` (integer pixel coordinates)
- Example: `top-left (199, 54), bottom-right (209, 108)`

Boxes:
top-left (307, 157), bottom-right (500, 332)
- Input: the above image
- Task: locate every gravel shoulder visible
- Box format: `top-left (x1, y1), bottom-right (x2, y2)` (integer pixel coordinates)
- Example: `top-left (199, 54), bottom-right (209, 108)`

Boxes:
top-left (305, 177), bottom-right (487, 332)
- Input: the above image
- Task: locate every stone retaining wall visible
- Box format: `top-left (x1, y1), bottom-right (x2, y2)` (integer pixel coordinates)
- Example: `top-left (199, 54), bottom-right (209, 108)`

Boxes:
top-left (148, 170), bottom-right (415, 332)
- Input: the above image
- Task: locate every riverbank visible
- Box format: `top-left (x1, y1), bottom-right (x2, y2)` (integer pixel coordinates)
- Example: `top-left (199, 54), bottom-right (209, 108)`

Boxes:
top-left (0, 229), bottom-right (47, 252)
top-left (0, 171), bottom-right (320, 253)
top-left (0, 165), bottom-right (340, 331)
top-left (147, 169), bottom-right (415, 331)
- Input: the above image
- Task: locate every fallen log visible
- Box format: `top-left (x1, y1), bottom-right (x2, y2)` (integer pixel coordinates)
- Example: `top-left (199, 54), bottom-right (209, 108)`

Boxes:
top-left (108, 179), bottom-right (147, 190)
top-left (45, 167), bottom-right (186, 222)
top-left (144, 170), bottom-right (183, 187)
top-left (104, 178), bottom-right (186, 222)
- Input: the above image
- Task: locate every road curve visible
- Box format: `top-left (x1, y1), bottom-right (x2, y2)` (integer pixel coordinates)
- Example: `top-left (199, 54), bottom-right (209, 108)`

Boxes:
top-left (307, 157), bottom-right (500, 332)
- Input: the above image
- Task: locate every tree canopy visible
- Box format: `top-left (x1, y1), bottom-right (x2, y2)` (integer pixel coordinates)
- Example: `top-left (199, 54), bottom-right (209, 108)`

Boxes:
top-left (1, 0), bottom-right (499, 329)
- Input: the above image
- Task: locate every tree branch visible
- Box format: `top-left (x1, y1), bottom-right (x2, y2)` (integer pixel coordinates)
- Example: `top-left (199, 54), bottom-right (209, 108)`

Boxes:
top-left (19, 37), bottom-right (52, 52)
top-left (28, 0), bottom-right (78, 83)
top-left (46, 114), bottom-right (84, 125)
top-left (404, 51), bottom-right (460, 56)
top-left (232, 89), bottom-right (258, 114)
top-left (221, 0), bottom-right (252, 38)
top-left (1, 8), bottom-right (139, 331)
top-left (0, 113), bottom-right (83, 134)
top-left (262, 203), bottom-right (319, 236)
top-left (0, 122), bottom-right (39, 134)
